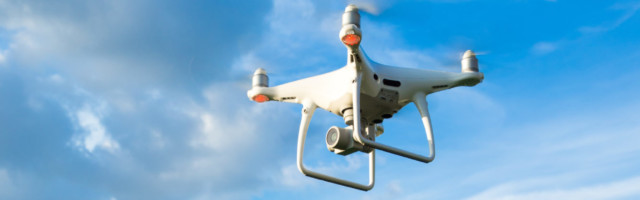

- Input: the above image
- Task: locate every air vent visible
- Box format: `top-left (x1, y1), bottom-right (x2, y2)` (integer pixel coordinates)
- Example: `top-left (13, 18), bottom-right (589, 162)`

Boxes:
top-left (382, 79), bottom-right (401, 87)
top-left (432, 85), bottom-right (448, 89)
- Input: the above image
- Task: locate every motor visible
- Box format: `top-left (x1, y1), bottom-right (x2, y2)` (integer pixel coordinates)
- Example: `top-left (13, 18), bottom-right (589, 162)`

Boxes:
top-left (461, 50), bottom-right (479, 73)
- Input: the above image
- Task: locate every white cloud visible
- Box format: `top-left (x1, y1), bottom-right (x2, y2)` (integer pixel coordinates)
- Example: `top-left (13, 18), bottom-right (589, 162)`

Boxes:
top-left (0, 169), bottom-right (16, 197)
top-left (0, 49), bottom-right (5, 64)
top-left (466, 176), bottom-right (640, 200)
top-left (278, 164), bottom-right (315, 187)
top-left (313, 153), bottom-right (366, 174)
top-left (189, 112), bottom-right (257, 151)
top-left (531, 2), bottom-right (639, 56)
top-left (433, 87), bottom-right (506, 124)
top-left (143, 81), bottom-right (304, 197)
top-left (269, 0), bottom-right (316, 36)
top-left (48, 74), bottom-right (64, 83)
top-left (383, 49), bottom-right (456, 71)
top-left (347, 0), bottom-right (392, 15)
top-left (230, 52), bottom-right (270, 75)
top-left (353, 17), bottom-right (473, 73)
top-left (71, 105), bottom-right (120, 153)
top-left (147, 129), bottom-right (166, 149)
top-left (9, 0), bottom-right (640, 199)
top-left (381, 98), bottom-right (640, 200)
top-left (259, 0), bottom-right (342, 58)
top-left (144, 89), bottom-right (162, 101)
top-left (0, 0), bottom-right (306, 199)
top-left (417, 0), bottom-right (473, 3)
top-left (579, 1), bottom-right (640, 34)
top-left (531, 41), bottom-right (558, 55)
top-left (360, 181), bottom-right (405, 200)
top-left (274, 153), bottom-right (369, 189)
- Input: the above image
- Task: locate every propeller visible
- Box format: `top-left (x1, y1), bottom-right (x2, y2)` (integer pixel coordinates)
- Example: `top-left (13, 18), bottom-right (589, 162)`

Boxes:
top-left (347, 0), bottom-right (390, 16)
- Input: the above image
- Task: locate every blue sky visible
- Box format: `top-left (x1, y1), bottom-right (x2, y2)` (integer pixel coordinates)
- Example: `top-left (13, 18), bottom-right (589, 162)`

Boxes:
top-left (1, 0), bottom-right (640, 199)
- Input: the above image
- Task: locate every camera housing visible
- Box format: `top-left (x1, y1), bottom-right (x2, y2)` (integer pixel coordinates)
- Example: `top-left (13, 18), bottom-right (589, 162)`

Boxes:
top-left (326, 126), bottom-right (374, 155)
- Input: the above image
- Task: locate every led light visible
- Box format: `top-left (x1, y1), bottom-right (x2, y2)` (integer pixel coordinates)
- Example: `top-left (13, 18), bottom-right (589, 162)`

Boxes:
top-left (341, 34), bottom-right (361, 46)
top-left (252, 94), bottom-right (269, 103)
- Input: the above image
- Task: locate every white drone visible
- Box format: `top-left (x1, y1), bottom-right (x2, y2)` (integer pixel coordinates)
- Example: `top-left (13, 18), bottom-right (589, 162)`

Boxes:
top-left (247, 5), bottom-right (483, 191)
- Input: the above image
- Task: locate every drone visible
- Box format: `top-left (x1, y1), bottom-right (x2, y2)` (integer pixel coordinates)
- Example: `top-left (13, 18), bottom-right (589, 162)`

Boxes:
top-left (247, 4), bottom-right (483, 191)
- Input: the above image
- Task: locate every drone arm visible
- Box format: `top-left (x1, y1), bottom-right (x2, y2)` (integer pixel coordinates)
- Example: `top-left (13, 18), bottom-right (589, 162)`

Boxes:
top-left (296, 102), bottom-right (375, 191)
top-left (373, 64), bottom-right (483, 96)
top-left (248, 68), bottom-right (351, 106)
top-left (247, 82), bottom-right (307, 104)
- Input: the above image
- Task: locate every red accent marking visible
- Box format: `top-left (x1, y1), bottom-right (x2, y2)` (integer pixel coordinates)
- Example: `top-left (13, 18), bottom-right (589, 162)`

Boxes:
top-left (342, 34), bottom-right (361, 46)
top-left (253, 94), bottom-right (269, 103)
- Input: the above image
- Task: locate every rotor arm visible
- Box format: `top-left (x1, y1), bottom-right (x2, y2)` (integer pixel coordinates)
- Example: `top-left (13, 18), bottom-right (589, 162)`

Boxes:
top-left (247, 82), bottom-right (304, 104)
top-left (247, 67), bottom-right (352, 106)
top-left (296, 102), bottom-right (375, 191)
top-left (247, 75), bottom-right (326, 104)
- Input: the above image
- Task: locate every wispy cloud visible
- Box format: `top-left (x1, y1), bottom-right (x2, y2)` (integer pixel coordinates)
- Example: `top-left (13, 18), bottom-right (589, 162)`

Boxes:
top-left (0, 169), bottom-right (17, 198)
top-left (579, 1), bottom-right (640, 34)
top-left (466, 176), bottom-right (640, 200)
top-left (0, 49), bottom-right (6, 64)
top-left (530, 1), bottom-right (640, 56)
top-left (0, 0), bottom-right (293, 199)
top-left (423, 0), bottom-right (474, 3)
top-left (2, 0), bottom-right (640, 199)
top-left (70, 105), bottom-right (120, 154)
top-left (530, 41), bottom-right (559, 55)
top-left (385, 49), bottom-right (450, 70)
top-left (376, 96), bottom-right (640, 200)
top-left (347, 0), bottom-right (392, 15)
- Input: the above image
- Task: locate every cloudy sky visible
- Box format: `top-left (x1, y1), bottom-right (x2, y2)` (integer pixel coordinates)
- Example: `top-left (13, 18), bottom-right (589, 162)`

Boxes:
top-left (1, 0), bottom-right (640, 199)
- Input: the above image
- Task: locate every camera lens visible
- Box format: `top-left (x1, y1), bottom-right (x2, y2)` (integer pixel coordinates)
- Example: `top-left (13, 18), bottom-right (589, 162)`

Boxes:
top-left (327, 128), bottom-right (338, 146)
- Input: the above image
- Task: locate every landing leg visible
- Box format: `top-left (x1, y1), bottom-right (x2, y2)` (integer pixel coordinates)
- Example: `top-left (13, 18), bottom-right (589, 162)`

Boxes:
top-left (296, 102), bottom-right (375, 191)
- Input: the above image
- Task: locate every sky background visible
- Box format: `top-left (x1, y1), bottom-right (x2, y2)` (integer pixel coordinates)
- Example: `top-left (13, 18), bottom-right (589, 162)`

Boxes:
top-left (1, 0), bottom-right (640, 199)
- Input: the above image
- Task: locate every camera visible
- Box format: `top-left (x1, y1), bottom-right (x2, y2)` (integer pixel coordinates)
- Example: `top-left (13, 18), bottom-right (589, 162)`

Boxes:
top-left (326, 126), bottom-right (371, 156)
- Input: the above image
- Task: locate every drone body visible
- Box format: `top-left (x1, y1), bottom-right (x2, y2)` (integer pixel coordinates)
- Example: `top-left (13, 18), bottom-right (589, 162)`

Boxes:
top-left (247, 5), bottom-right (483, 191)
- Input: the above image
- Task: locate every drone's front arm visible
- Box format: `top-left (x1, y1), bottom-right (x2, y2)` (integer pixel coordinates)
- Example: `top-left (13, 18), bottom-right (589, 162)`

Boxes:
top-left (247, 67), bottom-right (352, 107)
top-left (247, 80), bottom-right (311, 104)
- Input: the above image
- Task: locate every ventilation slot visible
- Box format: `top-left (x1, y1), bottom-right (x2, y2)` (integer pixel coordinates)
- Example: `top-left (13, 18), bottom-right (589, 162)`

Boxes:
top-left (432, 85), bottom-right (448, 89)
top-left (382, 79), bottom-right (401, 87)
